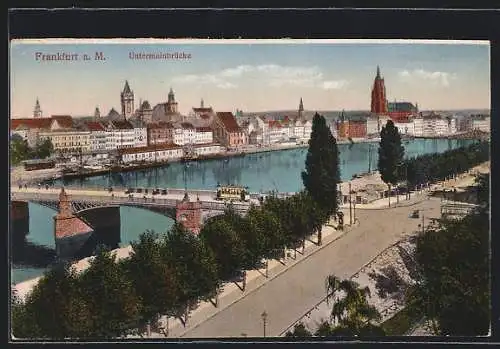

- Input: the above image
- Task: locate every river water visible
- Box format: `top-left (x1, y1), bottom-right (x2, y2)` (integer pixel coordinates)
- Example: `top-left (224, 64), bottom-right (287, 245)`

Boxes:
top-left (11, 138), bottom-right (475, 284)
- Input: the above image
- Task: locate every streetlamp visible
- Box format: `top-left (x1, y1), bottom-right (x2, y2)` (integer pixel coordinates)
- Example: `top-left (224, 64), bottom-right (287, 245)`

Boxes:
top-left (349, 182), bottom-right (353, 225)
top-left (261, 311), bottom-right (268, 337)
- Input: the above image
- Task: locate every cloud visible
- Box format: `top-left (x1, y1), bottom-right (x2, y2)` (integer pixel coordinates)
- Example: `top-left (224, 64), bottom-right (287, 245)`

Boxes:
top-left (172, 64), bottom-right (347, 90)
top-left (398, 69), bottom-right (456, 87)
top-left (322, 80), bottom-right (348, 90)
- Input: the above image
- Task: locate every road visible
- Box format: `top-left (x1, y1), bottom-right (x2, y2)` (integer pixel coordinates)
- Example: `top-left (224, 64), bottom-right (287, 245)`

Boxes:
top-left (181, 197), bottom-right (441, 338)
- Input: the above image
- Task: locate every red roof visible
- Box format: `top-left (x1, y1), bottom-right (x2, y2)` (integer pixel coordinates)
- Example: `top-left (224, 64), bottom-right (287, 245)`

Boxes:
top-left (111, 120), bottom-right (133, 129)
top-left (195, 126), bottom-right (212, 132)
top-left (11, 118), bottom-right (52, 130)
top-left (84, 121), bottom-right (105, 131)
top-left (268, 120), bottom-right (282, 128)
top-left (55, 216), bottom-right (93, 239)
top-left (216, 112), bottom-right (241, 132)
top-left (51, 115), bottom-right (74, 128)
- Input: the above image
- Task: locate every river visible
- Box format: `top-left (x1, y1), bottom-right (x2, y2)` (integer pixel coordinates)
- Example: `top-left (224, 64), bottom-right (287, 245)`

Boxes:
top-left (11, 138), bottom-right (475, 284)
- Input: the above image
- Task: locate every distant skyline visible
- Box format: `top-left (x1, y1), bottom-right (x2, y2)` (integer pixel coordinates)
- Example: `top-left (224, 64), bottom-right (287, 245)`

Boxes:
top-left (10, 39), bottom-right (490, 118)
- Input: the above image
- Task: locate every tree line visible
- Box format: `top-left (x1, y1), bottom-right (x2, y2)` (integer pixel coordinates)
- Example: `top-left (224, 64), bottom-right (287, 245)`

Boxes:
top-left (402, 141), bottom-right (489, 188)
top-left (11, 113), bottom-right (341, 339)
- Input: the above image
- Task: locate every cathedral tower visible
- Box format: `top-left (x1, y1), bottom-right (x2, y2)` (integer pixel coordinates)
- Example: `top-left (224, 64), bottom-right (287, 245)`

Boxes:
top-left (298, 97), bottom-right (304, 119)
top-left (33, 98), bottom-right (42, 118)
top-left (121, 80), bottom-right (135, 119)
top-left (371, 66), bottom-right (388, 114)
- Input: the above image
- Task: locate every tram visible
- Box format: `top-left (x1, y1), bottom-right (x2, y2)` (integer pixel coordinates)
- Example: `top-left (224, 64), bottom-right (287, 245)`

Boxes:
top-left (216, 184), bottom-right (249, 202)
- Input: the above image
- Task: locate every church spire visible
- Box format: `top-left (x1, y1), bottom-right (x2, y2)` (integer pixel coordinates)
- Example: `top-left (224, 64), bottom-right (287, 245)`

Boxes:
top-left (201, 98), bottom-right (204, 108)
top-left (94, 106), bottom-right (100, 119)
top-left (33, 98), bottom-right (42, 118)
top-left (123, 80), bottom-right (132, 94)
top-left (376, 65), bottom-right (381, 79)
top-left (298, 97), bottom-right (304, 119)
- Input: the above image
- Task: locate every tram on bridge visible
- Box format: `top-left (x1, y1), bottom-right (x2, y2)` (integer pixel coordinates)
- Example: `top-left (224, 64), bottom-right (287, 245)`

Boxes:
top-left (216, 184), bottom-right (249, 202)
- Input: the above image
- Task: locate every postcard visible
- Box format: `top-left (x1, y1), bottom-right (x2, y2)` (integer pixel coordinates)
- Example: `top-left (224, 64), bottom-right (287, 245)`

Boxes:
top-left (9, 39), bottom-right (491, 340)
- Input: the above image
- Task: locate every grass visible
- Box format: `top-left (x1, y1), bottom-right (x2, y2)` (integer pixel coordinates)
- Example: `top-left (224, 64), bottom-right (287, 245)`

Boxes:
top-left (381, 304), bottom-right (424, 335)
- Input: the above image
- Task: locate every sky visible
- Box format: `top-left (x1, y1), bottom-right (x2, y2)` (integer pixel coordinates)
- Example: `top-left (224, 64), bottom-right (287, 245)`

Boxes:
top-left (10, 39), bottom-right (490, 118)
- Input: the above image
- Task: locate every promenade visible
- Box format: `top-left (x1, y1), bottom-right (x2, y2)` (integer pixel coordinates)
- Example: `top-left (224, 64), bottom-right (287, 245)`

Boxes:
top-left (177, 195), bottom-right (441, 338)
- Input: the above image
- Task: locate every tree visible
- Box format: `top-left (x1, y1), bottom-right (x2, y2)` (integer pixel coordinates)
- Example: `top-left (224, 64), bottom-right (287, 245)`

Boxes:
top-left (285, 322), bottom-right (312, 337)
top-left (161, 223), bottom-right (220, 323)
top-left (244, 206), bottom-right (286, 277)
top-left (378, 120), bottom-right (405, 206)
top-left (10, 136), bottom-right (31, 165)
top-left (34, 138), bottom-right (54, 159)
top-left (325, 275), bottom-right (383, 336)
top-left (78, 249), bottom-right (142, 338)
top-left (11, 289), bottom-right (42, 339)
top-left (123, 230), bottom-right (179, 332)
top-left (16, 263), bottom-right (93, 339)
top-left (199, 217), bottom-right (249, 282)
top-left (301, 113), bottom-right (341, 244)
top-left (413, 207), bottom-right (490, 335)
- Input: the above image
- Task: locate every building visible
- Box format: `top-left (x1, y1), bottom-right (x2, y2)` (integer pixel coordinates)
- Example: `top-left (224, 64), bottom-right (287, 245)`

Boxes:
top-left (33, 98), bottom-right (42, 118)
top-left (191, 142), bottom-right (224, 156)
top-left (267, 120), bottom-right (290, 143)
top-left (371, 66), bottom-right (388, 114)
top-left (118, 143), bottom-right (184, 163)
top-left (413, 113), bottom-right (450, 137)
top-left (11, 118), bottom-right (52, 147)
top-left (194, 126), bottom-right (214, 144)
top-left (105, 120), bottom-right (136, 150)
top-left (213, 112), bottom-right (247, 148)
top-left (337, 112), bottom-right (367, 139)
top-left (298, 97), bottom-right (304, 119)
top-left (470, 114), bottom-right (490, 133)
top-left (39, 129), bottom-right (92, 154)
top-left (393, 119), bottom-right (415, 136)
top-left (152, 88), bottom-right (183, 123)
top-left (121, 81), bottom-right (135, 119)
top-left (166, 88), bottom-right (178, 114)
top-left (329, 121), bottom-right (338, 139)
top-left (84, 121), bottom-right (107, 151)
top-left (189, 99), bottom-right (216, 125)
top-left (147, 122), bottom-right (174, 145)
top-left (136, 100), bottom-right (153, 124)
top-left (366, 115), bottom-right (379, 136)
top-left (387, 101), bottom-right (418, 121)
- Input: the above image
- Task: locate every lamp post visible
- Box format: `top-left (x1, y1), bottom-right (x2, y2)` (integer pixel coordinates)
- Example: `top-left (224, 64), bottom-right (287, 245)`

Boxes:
top-left (261, 311), bottom-right (268, 338)
top-left (368, 143), bottom-right (372, 173)
top-left (349, 182), bottom-right (353, 225)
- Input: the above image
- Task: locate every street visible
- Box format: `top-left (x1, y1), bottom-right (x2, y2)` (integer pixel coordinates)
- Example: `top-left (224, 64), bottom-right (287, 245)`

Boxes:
top-left (181, 197), bottom-right (441, 338)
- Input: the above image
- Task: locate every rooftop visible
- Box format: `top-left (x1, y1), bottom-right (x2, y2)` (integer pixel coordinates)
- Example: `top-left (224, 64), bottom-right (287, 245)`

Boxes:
top-left (216, 112), bottom-right (241, 132)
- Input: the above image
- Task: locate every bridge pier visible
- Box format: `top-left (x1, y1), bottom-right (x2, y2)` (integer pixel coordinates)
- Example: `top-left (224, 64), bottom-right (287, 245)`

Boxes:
top-left (54, 188), bottom-right (94, 259)
top-left (176, 192), bottom-right (202, 234)
top-left (10, 201), bottom-right (29, 242)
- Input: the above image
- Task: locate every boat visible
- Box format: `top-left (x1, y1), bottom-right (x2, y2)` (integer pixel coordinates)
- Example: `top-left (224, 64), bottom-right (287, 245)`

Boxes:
top-left (181, 154), bottom-right (199, 163)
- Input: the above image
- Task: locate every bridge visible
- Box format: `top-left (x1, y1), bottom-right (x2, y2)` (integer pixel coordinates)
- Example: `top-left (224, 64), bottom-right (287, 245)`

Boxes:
top-left (10, 186), bottom-right (265, 220)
